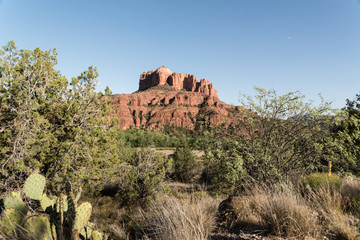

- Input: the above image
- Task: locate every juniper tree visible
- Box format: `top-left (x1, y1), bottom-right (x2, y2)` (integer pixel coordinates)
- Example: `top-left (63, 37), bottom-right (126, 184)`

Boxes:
top-left (0, 41), bottom-right (120, 190)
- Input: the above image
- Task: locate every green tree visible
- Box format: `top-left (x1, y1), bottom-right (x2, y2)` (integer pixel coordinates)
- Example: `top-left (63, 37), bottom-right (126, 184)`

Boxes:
top-left (0, 41), bottom-right (120, 190)
top-left (323, 93), bottom-right (360, 175)
top-left (104, 85), bottom-right (112, 96)
top-left (203, 87), bottom-right (336, 192)
top-left (172, 146), bottom-right (197, 182)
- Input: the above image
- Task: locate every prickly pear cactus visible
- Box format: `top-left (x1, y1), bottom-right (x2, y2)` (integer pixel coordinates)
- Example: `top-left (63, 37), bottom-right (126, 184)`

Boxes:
top-left (23, 215), bottom-right (53, 240)
top-left (23, 173), bottom-right (46, 200)
top-left (0, 173), bottom-right (104, 240)
top-left (80, 225), bottom-right (93, 239)
top-left (40, 193), bottom-right (57, 212)
top-left (73, 202), bottom-right (92, 232)
top-left (4, 191), bottom-right (28, 216)
top-left (91, 230), bottom-right (103, 240)
top-left (0, 208), bottom-right (25, 237)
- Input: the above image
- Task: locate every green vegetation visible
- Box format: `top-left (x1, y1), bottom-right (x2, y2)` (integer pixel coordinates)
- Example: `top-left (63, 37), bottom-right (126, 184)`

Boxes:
top-left (202, 88), bottom-right (337, 193)
top-left (302, 172), bottom-right (343, 193)
top-left (0, 41), bottom-right (120, 191)
top-left (0, 173), bottom-right (104, 240)
top-left (171, 146), bottom-right (197, 182)
top-left (2, 42), bottom-right (360, 239)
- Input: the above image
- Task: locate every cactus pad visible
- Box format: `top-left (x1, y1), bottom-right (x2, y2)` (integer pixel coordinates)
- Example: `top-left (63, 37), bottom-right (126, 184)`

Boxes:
top-left (0, 208), bottom-right (24, 236)
top-left (73, 202), bottom-right (92, 232)
top-left (4, 191), bottom-right (28, 216)
top-left (23, 173), bottom-right (46, 200)
top-left (40, 193), bottom-right (56, 212)
top-left (91, 230), bottom-right (103, 240)
top-left (24, 215), bottom-right (52, 240)
top-left (80, 225), bottom-right (92, 239)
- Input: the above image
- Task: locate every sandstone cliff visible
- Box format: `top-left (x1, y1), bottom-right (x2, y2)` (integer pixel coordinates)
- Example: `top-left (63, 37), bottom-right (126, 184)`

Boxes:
top-left (111, 66), bottom-right (242, 130)
top-left (139, 66), bottom-right (218, 98)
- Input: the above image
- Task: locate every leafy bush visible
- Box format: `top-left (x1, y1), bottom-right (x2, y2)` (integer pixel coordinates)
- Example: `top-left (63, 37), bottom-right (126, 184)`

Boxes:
top-left (202, 87), bottom-right (336, 193)
top-left (101, 149), bottom-right (172, 207)
top-left (301, 172), bottom-right (343, 193)
top-left (323, 92), bottom-right (360, 176)
top-left (201, 139), bottom-right (246, 193)
top-left (171, 146), bottom-right (197, 182)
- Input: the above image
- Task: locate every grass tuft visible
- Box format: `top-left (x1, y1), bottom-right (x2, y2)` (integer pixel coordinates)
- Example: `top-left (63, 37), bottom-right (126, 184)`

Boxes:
top-left (129, 194), bottom-right (219, 240)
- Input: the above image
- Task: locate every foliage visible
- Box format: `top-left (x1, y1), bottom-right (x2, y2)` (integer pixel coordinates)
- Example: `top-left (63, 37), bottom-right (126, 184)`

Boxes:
top-left (323, 93), bottom-right (360, 175)
top-left (104, 86), bottom-right (112, 96)
top-left (202, 139), bottom-right (246, 193)
top-left (0, 173), bottom-right (105, 240)
top-left (171, 146), bottom-right (197, 182)
top-left (116, 128), bottom-right (186, 148)
top-left (0, 41), bottom-right (120, 190)
top-left (203, 87), bottom-right (336, 192)
top-left (101, 149), bottom-right (172, 207)
top-left (116, 127), bottom-right (214, 150)
top-left (301, 172), bottom-right (343, 193)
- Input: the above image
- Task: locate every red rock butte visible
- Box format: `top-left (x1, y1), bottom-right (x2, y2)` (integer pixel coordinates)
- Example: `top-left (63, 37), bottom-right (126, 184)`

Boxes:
top-left (139, 66), bottom-right (218, 98)
top-left (111, 66), bottom-right (243, 130)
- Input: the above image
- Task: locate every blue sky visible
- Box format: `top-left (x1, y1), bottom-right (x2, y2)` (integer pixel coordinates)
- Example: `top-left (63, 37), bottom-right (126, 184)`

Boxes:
top-left (0, 0), bottom-right (359, 108)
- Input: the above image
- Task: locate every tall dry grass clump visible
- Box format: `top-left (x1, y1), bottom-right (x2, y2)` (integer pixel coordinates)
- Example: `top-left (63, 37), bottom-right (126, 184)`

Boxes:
top-left (310, 186), bottom-right (360, 240)
top-left (340, 176), bottom-right (360, 215)
top-left (260, 191), bottom-right (320, 238)
top-left (226, 187), bottom-right (321, 239)
top-left (131, 193), bottom-right (219, 240)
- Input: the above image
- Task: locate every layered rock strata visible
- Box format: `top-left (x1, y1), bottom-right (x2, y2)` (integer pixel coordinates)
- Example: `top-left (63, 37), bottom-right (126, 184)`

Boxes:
top-left (139, 66), bottom-right (218, 98)
top-left (111, 66), bottom-right (242, 130)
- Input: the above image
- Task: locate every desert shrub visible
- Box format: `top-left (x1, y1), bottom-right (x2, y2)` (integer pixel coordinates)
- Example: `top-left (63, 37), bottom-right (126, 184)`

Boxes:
top-left (171, 146), bottom-right (197, 182)
top-left (201, 139), bottom-right (247, 193)
top-left (302, 172), bottom-right (343, 193)
top-left (129, 195), bottom-right (218, 240)
top-left (89, 196), bottom-right (128, 239)
top-left (324, 92), bottom-right (360, 176)
top-left (100, 149), bottom-right (172, 207)
top-left (202, 88), bottom-right (336, 193)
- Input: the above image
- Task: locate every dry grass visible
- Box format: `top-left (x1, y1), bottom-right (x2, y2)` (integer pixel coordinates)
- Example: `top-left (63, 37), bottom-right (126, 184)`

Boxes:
top-left (130, 193), bottom-right (219, 240)
top-left (340, 176), bottom-right (360, 215)
top-left (220, 187), bottom-right (319, 238)
top-left (261, 192), bottom-right (320, 239)
top-left (228, 187), bottom-right (320, 239)
top-left (310, 187), bottom-right (359, 240)
top-left (227, 184), bottom-right (360, 240)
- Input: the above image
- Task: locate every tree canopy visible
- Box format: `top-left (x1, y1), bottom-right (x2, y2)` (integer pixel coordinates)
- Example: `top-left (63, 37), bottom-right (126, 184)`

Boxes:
top-left (0, 41), bottom-right (119, 190)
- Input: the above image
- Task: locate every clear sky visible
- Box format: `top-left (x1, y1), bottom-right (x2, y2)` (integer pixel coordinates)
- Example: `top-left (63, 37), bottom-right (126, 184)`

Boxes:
top-left (0, 0), bottom-right (359, 108)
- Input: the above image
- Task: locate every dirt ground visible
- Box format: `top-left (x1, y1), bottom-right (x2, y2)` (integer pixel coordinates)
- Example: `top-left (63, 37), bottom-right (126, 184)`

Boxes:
top-left (149, 148), bottom-right (205, 158)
